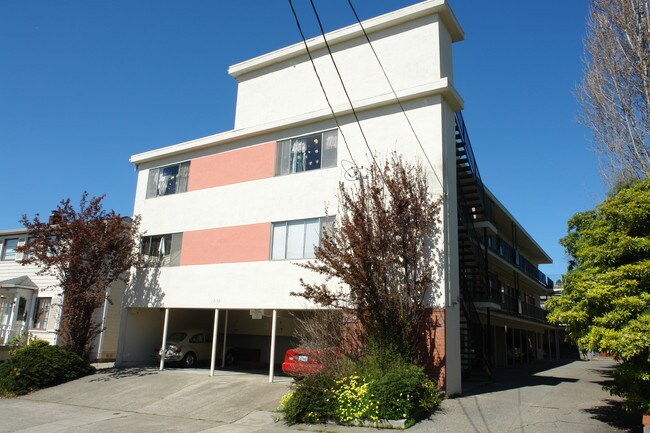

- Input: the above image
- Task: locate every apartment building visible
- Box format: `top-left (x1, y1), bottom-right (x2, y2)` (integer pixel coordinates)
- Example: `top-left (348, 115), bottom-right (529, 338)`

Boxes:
top-left (117, 0), bottom-right (556, 394)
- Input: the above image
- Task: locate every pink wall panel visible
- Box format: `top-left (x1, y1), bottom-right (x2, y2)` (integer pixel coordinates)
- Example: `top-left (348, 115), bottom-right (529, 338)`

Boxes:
top-left (180, 223), bottom-right (271, 265)
top-left (187, 142), bottom-right (276, 191)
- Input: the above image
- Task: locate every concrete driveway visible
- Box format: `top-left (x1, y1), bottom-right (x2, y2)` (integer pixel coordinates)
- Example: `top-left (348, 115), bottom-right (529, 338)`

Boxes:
top-left (0, 359), bottom-right (641, 432)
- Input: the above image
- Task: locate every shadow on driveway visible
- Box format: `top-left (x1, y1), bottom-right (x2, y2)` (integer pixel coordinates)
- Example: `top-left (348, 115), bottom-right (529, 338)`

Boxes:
top-left (460, 359), bottom-right (579, 397)
top-left (583, 399), bottom-right (642, 433)
top-left (88, 367), bottom-right (160, 382)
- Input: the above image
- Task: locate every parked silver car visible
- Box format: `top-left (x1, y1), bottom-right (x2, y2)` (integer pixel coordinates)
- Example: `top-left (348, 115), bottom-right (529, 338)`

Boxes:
top-left (155, 329), bottom-right (213, 368)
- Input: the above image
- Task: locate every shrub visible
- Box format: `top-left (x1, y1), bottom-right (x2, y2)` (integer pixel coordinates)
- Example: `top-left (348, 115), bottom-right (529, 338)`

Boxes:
top-left (368, 363), bottom-right (442, 420)
top-left (0, 340), bottom-right (94, 396)
top-left (279, 351), bottom-right (443, 426)
top-left (281, 373), bottom-right (337, 425)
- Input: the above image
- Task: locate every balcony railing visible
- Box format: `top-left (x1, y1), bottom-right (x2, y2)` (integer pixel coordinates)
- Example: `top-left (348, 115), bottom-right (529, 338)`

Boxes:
top-left (472, 288), bottom-right (549, 323)
top-left (485, 235), bottom-right (553, 289)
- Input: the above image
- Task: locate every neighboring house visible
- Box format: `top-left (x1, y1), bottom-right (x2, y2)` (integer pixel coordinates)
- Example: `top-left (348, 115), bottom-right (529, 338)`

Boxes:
top-left (0, 228), bottom-right (124, 361)
top-left (117, 0), bottom-right (558, 394)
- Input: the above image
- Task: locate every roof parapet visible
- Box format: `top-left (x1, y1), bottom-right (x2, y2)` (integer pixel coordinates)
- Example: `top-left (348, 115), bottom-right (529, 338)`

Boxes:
top-left (228, 0), bottom-right (463, 80)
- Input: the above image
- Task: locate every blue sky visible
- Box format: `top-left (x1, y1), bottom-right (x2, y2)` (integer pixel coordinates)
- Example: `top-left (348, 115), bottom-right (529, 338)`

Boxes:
top-left (0, 0), bottom-right (598, 277)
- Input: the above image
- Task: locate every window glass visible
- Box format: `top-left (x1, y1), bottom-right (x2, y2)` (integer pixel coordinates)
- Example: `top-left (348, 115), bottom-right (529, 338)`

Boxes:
top-left (1, 238), bottom-right (18, 261)
top-left (141, 234), bottom-right (176, 267)
top-left (190, 333), bottom-right (204, 343)
top-left (167, 332), bottom-right (187, 342)
top-left (286, 221), bottom-right (306, 259)
top-left (158, 164), bottom-right (180, 196)
top-left (271, 217), bottom-right (334, 260)
top-left (275, 130), bottom-right (337, 176)
top-left (33, 298), bottom-right (51, 329)
top-left (322, 130), bottom-right (338, 168)
top-left (271, 223), bottom-right (287, 260)
top-left (146, 162), bottom-right (190, 199)
top-left (17, 297), bottom-right (27, 321)
top-left (23, 237), bottom-right (36, 259)
top-left (303, 219), bottom-right (320, 259)
top-left (302, 133), bottom-right (322, 171)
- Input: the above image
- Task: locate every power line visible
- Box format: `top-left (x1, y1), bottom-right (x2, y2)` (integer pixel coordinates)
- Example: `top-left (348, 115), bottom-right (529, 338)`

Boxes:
top-left (306, 0), bottom-right (388, 186)
top-left (346, 0), bottom-right (446, 194)
top-left (286, 0), bottom-right (360, 177)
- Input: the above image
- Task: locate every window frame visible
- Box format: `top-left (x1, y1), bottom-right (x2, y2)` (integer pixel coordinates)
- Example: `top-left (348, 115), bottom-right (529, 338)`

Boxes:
top-left (32, 297), bottom-right (52, 330)
top-left (1, 238), bottom-right (19, 261)
top-left (274, 129), bottom-right (338, 176)
top-left (145, 161), bottom-right (191, 199)
top-left (140, 233), bottom-right (183, 267)
top-left (270, 216), bottom-right (335, 261)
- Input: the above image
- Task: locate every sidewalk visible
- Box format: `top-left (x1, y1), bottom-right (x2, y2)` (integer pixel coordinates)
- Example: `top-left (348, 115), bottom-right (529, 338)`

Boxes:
top-left (0, 358), bottom-right (641, 432)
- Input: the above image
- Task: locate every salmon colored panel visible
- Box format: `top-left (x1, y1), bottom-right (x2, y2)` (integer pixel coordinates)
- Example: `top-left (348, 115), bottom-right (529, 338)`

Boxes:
top-left (187, 142), bottom-right (276, 191)
top-left (180, 223), bottom-right (271, 265)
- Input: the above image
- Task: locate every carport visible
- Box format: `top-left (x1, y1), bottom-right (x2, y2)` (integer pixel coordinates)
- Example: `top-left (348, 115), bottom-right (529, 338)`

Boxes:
top-left (154, 307), bottom-right (303, 382)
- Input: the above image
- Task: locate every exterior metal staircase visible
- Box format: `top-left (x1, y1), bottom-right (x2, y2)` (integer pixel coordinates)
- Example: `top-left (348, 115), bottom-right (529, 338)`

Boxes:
top-left (455, 111), bottom-right (492, 379)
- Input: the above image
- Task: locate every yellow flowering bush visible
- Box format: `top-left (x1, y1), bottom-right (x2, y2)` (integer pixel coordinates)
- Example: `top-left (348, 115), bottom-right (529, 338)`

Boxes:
top-left (278, 353), bottom-right (442, 426)
top-left (333, 374), bottom-right (380, 423)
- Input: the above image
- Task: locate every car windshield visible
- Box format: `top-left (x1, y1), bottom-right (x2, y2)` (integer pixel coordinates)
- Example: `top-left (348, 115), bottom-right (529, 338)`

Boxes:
top-left (167, 332), bottom-right (187, 342)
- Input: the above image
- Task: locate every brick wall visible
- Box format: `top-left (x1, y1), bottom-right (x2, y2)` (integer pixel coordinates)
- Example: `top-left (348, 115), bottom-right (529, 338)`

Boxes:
top-left (419, 308), bottom-right (446, 390)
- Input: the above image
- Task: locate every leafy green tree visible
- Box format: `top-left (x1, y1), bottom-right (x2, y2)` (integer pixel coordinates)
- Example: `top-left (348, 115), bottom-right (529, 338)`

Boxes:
top-left (546, 178), bottom-right (650, 412)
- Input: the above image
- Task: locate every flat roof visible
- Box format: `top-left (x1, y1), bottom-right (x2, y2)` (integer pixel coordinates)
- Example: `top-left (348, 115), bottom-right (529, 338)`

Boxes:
top-left (228, 0), bottom-right (464, 79)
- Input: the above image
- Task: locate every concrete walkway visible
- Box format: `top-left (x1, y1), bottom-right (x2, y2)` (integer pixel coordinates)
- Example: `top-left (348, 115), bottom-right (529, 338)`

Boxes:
top-left (0, 359), bottom-right (641, 432)
top-left (411, 358), bottom-right (640, 433)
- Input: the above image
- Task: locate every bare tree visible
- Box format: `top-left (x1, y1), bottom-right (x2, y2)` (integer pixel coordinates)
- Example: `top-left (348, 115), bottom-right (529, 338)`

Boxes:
top-left (293, 153), bottom-right (443, 362)
top-left (578, 0), bottom-right (650, 188)
top-left (18, 193), bottom-right (140, 357)
top-left (291, 309), bottom-right (365, 366)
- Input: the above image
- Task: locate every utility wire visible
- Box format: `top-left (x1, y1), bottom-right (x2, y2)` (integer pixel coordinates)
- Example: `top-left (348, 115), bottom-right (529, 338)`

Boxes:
top-left (346, 0), bottom-right (446, 194)
top-left (286, 0), bottom-right (360, 175)
top-left (307, 0), bottom-right (388, 186)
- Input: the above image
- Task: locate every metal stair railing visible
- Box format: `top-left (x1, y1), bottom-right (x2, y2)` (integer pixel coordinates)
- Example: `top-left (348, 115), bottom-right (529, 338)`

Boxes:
top-left (455, 110), bottom-right (494, 378)
top-left (454, 111), bottom-right (491, 221)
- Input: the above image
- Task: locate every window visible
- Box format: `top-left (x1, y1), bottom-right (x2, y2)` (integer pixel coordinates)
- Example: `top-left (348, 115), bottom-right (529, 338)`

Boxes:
top-left (190, 333), bottom-right (205, 343)
top-left (146, 161), bottom-right (190, 198)
top-left (275, 130), bottom-right (338, 176)
top-left (17, 297), bottom-right (27, 321)
top-left (271, 217), bottom-right (334, 260)
top-left (140, 233), bottom-right (183, 267)
top-left (1, 238), bottom-right (18, 261)
top-left (33, 298), bottom-right (51, 329)
top-left (21, 237), bottom-right (36, 260)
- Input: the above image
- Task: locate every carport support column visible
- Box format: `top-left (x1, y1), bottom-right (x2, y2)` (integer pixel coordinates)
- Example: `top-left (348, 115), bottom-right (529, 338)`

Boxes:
top-left (159, 308), bottom-right (170, 371)
top-left (221, 310), bottom-right (229, 368)
top-left (269, 309), bottom-right (277, 383)
top-left (210, 309), bottom-right (220, 376)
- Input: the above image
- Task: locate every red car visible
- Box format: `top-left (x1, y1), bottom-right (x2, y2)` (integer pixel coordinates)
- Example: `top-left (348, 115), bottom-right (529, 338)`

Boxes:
top-left (281, 348), bottom-right (325, 376)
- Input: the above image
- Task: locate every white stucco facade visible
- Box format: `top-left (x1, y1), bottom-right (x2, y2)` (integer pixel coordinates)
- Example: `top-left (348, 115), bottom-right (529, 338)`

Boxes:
top-left (121, 0), bottom-right (465, 393)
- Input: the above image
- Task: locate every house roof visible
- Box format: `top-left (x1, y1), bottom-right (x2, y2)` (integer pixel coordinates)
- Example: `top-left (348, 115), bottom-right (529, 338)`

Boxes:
top-left (0, 228), bottom-right (28, 237)
top-left (0, 275), bottom-right (39, 290)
